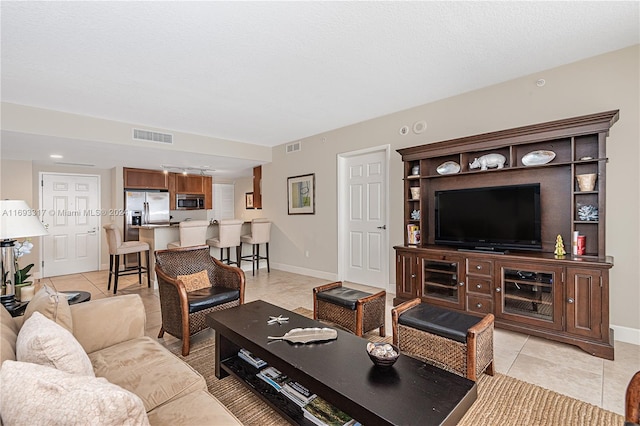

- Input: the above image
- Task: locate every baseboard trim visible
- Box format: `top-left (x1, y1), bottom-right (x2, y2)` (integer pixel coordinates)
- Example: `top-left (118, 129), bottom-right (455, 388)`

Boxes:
top-left (611, 324), bottom-right (640, 345)
top-left (270, 262), bottom-right (338, 282)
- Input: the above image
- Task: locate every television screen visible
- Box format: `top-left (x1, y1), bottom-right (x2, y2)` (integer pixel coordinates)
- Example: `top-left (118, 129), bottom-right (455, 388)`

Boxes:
top-left (435, 184), bottom-right (542, 251)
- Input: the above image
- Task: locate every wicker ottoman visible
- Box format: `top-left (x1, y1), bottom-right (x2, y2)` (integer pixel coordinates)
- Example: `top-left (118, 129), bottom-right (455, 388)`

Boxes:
top-left (391, 298), bottom-right (494, 381)
top-left (313, 281), bottom-right (386, 337)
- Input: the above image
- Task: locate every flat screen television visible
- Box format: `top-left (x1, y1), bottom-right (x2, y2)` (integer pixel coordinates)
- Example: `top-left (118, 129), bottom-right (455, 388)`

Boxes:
top-left (434, 183), bottom-right (542, 252)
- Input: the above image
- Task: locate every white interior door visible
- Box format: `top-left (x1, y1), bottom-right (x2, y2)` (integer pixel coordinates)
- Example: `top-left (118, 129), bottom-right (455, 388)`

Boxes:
top-left (40, 173), bottom-right (100, 277)
top-left (339, 148), bottom-right (388, 288)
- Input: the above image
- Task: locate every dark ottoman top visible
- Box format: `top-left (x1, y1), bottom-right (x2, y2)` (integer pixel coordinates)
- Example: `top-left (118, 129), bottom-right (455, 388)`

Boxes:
top-left (398, 303), bottom-right (481, 343)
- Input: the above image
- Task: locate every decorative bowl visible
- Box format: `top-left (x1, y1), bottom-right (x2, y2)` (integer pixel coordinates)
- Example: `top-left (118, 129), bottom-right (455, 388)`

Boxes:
top-left (436, 161), bottom-right (461, 175)
top-left (522, 150), bottom-right (556, 166)
top-left (367, 342), bottom-right (400, 369)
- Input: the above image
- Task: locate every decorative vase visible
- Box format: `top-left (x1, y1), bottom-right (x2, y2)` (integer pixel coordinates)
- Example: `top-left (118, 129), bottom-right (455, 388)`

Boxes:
top-left (410, 187), bottom-right (420, 200)
top-left (16, 284), bottom-right (35, 302)
top-left (411, 165), bottom-right (420, 175)
top-left (576, 173), bottom-right (597, 192)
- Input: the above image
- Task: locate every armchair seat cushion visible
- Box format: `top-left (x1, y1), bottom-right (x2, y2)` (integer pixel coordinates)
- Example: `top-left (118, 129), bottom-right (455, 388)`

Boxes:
top-left (188, 287), bottom-right (241, 314)
top-left (315, 287), bottom-right (372, 310)
top-left (397, 303), bottom-right (480, 343)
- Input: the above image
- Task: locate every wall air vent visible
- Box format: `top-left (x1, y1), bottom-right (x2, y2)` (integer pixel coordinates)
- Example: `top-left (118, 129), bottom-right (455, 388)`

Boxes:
top-left (54, 162), bottom-right (95, 167)
top-left (133, 129), bottom-right (173, 144)
top-left (286, 141), bottom-right (301, 154)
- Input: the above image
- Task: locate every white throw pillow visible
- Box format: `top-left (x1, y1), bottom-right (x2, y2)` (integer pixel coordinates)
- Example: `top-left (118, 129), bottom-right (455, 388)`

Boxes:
top-left (0, 360), bottom-right (149, 426)
top-left (17, 311), bottom-right (94, 377)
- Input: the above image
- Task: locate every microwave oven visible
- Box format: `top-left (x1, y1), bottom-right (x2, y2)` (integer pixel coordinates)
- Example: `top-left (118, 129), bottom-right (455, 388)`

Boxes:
top-left (176, 194), bottom-right (205, 210)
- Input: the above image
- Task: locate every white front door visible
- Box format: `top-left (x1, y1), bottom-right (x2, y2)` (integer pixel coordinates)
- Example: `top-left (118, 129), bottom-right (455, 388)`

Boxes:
top-left (40, 173), bottom-right (100, 277)
top-left (339, 148), bottom-right (389, 288)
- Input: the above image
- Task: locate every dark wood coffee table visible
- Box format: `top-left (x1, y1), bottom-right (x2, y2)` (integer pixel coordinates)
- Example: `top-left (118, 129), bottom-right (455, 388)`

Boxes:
top-left (206, 300), bottom-right (477, 426)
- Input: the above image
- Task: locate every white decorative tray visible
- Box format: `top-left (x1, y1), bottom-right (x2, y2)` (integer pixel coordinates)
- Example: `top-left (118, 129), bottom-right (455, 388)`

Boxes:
top-left (522, 150), bottom-right (556, 166)
top-left (267, 327), bottom-right (337, 344)
top-left (436, 161), bottom-right (461, 175)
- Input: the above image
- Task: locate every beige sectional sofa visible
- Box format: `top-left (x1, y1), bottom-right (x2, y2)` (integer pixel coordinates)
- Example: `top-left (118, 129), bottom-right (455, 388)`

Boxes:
top-left (0, 287), bottom-right (241, 425)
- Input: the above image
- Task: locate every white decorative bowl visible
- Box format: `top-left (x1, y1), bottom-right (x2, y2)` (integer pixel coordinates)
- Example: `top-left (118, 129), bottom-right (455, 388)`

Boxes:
top-left (522, 150), bottom-right (556, 166)
top-left (436, 161), bottom-right (461, 175)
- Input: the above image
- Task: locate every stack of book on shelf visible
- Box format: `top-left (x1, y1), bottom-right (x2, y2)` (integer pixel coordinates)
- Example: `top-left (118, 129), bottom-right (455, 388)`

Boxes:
top-left (235, 348), bottom-right (361, 426)
top-left (303, 396), bottom-right (360, 426)
top-left (237, 348), bottom-right (267, 368)
top-left (281, 380), bottom-right (316, 407)
top-left (256, 366), bottom-right (289, 391)
top-left (407, 224), bottom-right (420, 245)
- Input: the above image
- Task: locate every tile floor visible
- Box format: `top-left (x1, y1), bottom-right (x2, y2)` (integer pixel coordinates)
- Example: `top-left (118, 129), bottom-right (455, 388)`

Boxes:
top-left (40, 268), bottom-right (639, 416)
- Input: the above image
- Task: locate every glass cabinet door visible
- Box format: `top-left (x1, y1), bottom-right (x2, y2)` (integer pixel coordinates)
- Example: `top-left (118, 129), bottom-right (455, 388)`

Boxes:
top-left (421, 257), bottom-right (464, 309)
top-left (498, 264), bottom-right (563, 330)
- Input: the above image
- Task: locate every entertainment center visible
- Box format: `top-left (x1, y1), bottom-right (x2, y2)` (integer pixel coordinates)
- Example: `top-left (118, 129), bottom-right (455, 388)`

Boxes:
top-left (395, 110), bottom-right (619, 359)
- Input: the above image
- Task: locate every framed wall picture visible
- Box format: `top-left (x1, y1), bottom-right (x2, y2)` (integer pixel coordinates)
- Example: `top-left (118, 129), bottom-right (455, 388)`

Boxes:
top-left (287, 173), bottom-right (315, 215)
top-left (245, 192), bottom-right (254, 209)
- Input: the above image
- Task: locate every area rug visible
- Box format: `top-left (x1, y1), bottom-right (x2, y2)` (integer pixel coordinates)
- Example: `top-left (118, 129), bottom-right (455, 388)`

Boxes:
top-left (168, 307), bottom-right (623, 425)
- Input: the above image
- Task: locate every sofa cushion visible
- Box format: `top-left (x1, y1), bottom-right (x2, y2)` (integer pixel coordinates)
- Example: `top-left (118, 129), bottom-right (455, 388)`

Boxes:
top-left (23, 284), bottom-right (73, 333)
top-left (16, 311), bottom-right (94, 376)
top-left (89, 336), bottom-right (206, 412)
top-left (178, 269), bottom-right (211, 292)
top-left (0, 360), bottom-right (149, 426)
top-left (1, 305), bottom-right (18, 364)
top-left (147, 390), bottom-right (242, 425)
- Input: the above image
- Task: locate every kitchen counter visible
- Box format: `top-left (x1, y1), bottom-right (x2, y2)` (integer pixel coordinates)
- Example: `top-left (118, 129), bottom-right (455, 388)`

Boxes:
top-left (139, 222), bottom-right (253, 284)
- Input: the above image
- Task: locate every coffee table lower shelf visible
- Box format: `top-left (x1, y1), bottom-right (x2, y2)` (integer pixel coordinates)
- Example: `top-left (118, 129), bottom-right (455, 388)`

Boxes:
top-left (221, 356), bottom-right (316, 425)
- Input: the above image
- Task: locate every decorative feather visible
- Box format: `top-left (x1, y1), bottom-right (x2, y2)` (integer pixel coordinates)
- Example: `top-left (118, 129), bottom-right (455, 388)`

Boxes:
top-left (267, 327), bottom-right (337, 344)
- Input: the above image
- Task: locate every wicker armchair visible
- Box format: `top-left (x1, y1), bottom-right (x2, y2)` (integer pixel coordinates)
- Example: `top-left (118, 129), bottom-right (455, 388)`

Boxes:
top-left (627, 371), bottom-right (640, 425)
top-left (155, 245), bottom-right (245, 356)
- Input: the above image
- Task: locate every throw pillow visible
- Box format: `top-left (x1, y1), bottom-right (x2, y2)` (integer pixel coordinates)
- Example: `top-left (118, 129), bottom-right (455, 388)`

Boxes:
top-left (177, 269), bottom-right (211, 292)
top-left (16, 311), bottom-right (94, 377)
top-left (23, 284), bottom-right (73, 333)
top-left (0, 360), bottom-right (149, 426)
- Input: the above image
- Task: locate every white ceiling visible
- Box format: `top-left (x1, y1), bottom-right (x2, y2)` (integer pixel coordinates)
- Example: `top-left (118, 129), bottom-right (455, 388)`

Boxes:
top-left (1, 1), bottom-right (638, 175)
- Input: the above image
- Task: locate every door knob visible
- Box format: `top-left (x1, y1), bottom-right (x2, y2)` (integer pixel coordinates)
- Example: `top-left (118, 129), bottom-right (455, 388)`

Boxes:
top-left (377, 225), bottom-right (387, 230)
top-left (567, 298), bottom-right (575, 304)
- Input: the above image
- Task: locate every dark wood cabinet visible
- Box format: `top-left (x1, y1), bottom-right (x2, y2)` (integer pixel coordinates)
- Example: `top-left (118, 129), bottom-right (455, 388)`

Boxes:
top-left (124, 167), bottom-right (169, 190)
top-left (566, 267), bottom-right (604, 340)
top-left (394, 250), bottom-right (418, 303)
top-left (495, 261), bottom-right (564, 331)
top-left (394, 111), bottom-right (619, 359)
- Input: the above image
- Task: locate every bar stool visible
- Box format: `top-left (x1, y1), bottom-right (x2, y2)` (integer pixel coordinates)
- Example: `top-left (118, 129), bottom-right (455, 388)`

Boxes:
top-left (167, 220), bottom-right (209, 249)
top-left (207, 219), bottom-right (243, 265)
top-left (240, 218), bottom-right (271, 275)
top-left (103, 223), bottom-right (150, 294)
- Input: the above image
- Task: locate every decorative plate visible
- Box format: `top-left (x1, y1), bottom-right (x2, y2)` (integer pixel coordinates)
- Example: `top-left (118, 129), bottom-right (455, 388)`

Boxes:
top-left (522, 150), bottom-right (556, 166)
top-left (436, 161), bottom-right (461, 175)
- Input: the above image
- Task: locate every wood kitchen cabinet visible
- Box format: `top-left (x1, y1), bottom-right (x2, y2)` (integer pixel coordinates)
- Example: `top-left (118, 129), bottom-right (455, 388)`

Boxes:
top-left (253, 166), bottom-right (262, 209)
top-left (168, 174), bottom-right (212, 209)
top-left (124, 167), bottom-right (169, 190)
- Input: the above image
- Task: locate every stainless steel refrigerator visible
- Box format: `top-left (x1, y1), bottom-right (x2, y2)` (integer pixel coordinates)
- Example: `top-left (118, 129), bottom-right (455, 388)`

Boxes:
top-left (124, 190), bottom-right (170, 266)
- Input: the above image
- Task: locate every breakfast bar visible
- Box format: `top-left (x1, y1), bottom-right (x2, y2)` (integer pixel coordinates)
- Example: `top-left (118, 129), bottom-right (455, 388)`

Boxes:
top-left (138, 221), bottom-right (252, 284)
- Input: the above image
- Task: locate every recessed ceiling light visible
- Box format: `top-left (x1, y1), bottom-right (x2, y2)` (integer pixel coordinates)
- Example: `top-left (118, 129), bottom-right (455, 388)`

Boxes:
top-left (50, 154), bottom-right (63, 159)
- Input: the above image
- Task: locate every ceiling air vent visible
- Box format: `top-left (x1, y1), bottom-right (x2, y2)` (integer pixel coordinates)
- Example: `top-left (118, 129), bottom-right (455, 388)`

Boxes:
top-left (286, 141), bottom-right (301, 154)
top-left (133, 129), bottom-right (173, 144)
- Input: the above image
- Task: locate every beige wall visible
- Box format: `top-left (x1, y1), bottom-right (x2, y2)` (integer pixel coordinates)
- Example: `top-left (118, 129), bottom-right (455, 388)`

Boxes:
top-left (1, 161), bottom-right (116, 276)
top-left (262, 45), bottom-right (640, 336)
top-left (1, 45), bottom-right (637, 338)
